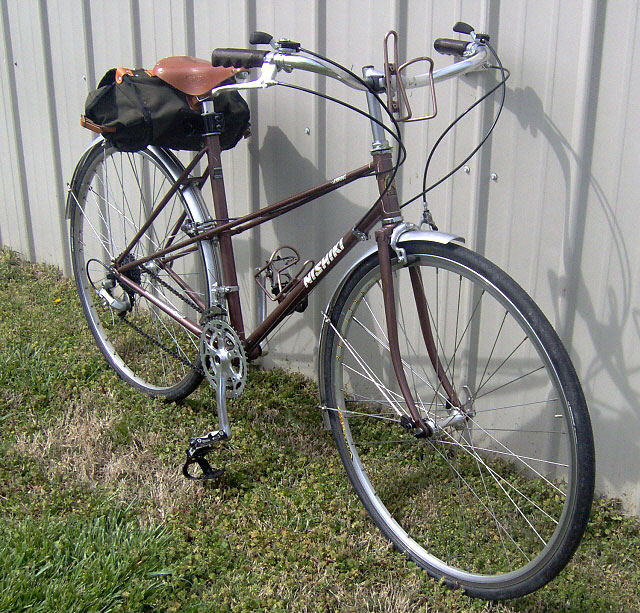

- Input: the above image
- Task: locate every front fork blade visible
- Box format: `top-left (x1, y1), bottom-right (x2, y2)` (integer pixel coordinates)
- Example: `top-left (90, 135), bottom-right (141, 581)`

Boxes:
top-left (408, 266), bottom-right (461, 408)
top-left (376, 229), bottom-right (434, 436)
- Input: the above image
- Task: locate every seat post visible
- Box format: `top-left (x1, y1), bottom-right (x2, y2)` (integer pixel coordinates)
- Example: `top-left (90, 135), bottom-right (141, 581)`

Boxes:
top-left (202, 99), bottom-right (245, 339)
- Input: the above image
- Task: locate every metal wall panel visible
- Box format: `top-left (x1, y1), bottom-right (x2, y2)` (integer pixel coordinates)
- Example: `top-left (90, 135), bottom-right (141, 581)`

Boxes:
top-left (1, 0), bottom-right (639, 513)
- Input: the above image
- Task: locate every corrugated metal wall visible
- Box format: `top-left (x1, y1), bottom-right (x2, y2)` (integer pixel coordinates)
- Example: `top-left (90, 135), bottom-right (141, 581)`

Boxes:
top-left (1, 0), bottom-right (639, 514)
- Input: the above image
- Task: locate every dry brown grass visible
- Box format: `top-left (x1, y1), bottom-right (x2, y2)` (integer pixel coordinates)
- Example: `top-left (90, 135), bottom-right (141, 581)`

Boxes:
top-left (14, 393), bottom-right (198, 522)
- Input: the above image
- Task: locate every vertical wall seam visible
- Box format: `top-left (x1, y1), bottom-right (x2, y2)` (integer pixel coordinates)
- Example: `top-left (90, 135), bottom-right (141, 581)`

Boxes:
top-left (531, 0), bottom-right (562, 305)
top-left (244, 0), bottom-right (261, 329)
top-left (184, 0), bottom-right (195, 58)
top-left (595, 2), bottom-right (636, 326)
top-left (469, 0), bottom-right (501, 257)
top-left (82, 0), bottom-right (96, 90)
top-left (557, 0), bottom-right (602, 349)
top-left (0, 1), bottom-right (35, 261)
top-left (313, 0), bottom-right (327, 336)
top-left (39, 0), bottom-right (71, 275)
top-left (130, 0), bottom-right (142, 67)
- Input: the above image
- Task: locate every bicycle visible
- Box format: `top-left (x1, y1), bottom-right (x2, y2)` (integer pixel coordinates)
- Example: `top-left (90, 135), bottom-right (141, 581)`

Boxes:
top-left (66, 22), bottom-right (595, 600)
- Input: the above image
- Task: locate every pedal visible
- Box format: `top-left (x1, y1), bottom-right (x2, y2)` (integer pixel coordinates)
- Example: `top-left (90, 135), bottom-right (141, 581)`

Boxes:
top-left (255, 246), bottom-right (313, 307)
top-left (182, 430), bottom-right (227, 481)
top-left (182, 457), bottom-right (224, 481)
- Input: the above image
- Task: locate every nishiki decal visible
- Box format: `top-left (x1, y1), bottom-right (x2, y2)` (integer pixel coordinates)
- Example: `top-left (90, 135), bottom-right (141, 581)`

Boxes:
top-left (303, 238), bottom-right (345, 288)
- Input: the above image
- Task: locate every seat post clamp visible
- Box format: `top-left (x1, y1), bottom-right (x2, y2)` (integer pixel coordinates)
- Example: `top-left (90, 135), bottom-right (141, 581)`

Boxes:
top-left (203, 111), bottom-right (225, 137)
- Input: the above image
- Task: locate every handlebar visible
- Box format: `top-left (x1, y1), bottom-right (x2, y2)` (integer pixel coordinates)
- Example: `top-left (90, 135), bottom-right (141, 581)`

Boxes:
top-left (210, 27), bottom-right (490, 100)
top-left (212, 48), bottom-right (268, 69)
top-left (433, 38), bottom-right (470, 56)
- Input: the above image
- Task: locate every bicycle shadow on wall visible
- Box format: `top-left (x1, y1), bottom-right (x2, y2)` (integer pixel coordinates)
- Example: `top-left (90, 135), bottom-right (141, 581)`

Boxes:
top-left (255, 126), bottom-right (369, 369)
top-left (505, 84), bottom-right (640, 494)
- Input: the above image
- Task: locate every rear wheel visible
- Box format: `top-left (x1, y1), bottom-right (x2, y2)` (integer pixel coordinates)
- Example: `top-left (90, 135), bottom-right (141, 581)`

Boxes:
top-left (321, 241), bottom-right (595, 599)
top-left (68, 142), bottom-right (216, 400)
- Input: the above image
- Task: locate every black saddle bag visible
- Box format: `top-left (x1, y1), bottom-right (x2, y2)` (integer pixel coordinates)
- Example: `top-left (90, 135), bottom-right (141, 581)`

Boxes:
top-left (82, 68), bottom-right (250, 152)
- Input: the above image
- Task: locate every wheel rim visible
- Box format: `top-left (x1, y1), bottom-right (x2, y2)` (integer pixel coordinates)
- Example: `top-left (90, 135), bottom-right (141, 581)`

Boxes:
top-left (71, 146), bottom-right (210, 393)
top-left (327, 249), bottom-right (581, 586)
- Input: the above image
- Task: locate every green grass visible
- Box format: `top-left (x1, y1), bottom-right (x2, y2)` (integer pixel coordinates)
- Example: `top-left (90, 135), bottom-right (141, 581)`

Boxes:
top-left (1, 247), bottom-right (639, 612)
top-left (0, 504), bottom-right (173, 612)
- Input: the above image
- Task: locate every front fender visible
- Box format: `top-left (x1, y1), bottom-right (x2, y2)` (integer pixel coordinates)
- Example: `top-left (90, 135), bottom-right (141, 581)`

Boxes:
top-left (317, 229), bottom-right (464, 409)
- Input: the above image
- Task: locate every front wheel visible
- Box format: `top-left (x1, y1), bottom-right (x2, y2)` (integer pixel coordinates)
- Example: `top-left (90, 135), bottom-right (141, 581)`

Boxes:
top-left (320, 241), bottom-right (595, 600)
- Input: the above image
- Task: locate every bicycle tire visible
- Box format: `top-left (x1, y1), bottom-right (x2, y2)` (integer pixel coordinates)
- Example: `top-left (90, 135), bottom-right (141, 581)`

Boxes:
top-left (320, 240), bottom-right (594, 599)
top-left (68, 142), bottom-right (217, 401)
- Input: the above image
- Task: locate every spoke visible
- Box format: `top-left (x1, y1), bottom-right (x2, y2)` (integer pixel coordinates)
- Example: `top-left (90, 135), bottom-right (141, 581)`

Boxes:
top-left (469, 434), bottom-right (514, 570)
top-left (430, 266), bottom-right (442, 412)
top-left (351, 315), bottom-right (450, 408)
top-left (438, 434), bottom-right (560, 525)
top-left (325, 313), bottom-right (406, 417)
top-left (474, 336), bottom-right (529, 398)
top-left (425, 437), bottom-right (531, 561)
top-left (452, 274), bottom-right (463, 386)
top-left (107, 154), bottom-right (138, 245)
top-left (343, 395), bottom-right (404, 415)
top-left (435, 439), bottom-right (569, 469)
top-left (459, 415), bottom-right (567, 495)
top-left (356, 438), bottom-right (418, 446)
top-left (477, 309), bottom-right (508, 392)
top-left (475, 398), bottom-right (559, 413)
top-left (429, 284), bottom-right (486, 395)
top-left (323, 405), bottom-right (401, 424)
top-left (474, 365), bottom-right (546, 401)
top-left (438, 429), bottom-right (548, 545)
top-left (362, 288), bottom-right (388, 343)
top-left (87, 184), bottom-right (158, 252)
top-left (480, 428), bottom-right (566, 435)
top-left (72, 192), bottom-right (115, 260)
top-left (342, 363), bottom-right (406, 405)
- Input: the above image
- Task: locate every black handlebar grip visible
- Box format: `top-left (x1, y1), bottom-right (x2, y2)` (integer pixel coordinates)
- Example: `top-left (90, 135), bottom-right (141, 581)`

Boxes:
top-left (434, 38), bottom-right (470, 57)
top-left (212, 48), bottom-right (268, 69)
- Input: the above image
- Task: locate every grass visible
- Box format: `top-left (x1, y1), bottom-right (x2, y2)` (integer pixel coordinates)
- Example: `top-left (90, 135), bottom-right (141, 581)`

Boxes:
top-left (0, 247), bottom-right (639, 612)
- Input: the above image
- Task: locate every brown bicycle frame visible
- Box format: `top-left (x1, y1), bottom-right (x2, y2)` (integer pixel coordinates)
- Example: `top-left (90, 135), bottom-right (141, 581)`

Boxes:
top-left (115, 132), bottom-right (381, 353)
top-left (112, 131), bottom-right (455, 431)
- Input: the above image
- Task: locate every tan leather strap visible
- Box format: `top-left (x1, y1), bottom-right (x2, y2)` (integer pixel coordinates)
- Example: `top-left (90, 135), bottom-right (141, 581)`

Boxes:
top-left (115, 67), bottom-right (153, 84)
top-left (80, 115), bottom-right (116, 134)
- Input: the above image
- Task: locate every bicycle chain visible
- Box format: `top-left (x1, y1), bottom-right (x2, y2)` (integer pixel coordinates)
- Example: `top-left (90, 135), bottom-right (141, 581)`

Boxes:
top-left (139, 264), bottom-right (204, 316)
top-left (116, 263), bottom-right (208, 375)
top-left (120, 314), bottom-right (204, 375)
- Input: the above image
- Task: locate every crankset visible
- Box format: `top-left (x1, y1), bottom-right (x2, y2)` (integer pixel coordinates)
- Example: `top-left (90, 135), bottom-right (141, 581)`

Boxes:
top-left (182, 319), bottom-right (247, 481)
top-left (199, 318), bottom-right (247, 398)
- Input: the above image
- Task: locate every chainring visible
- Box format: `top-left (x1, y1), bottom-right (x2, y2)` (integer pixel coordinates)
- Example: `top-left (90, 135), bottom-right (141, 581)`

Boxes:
top-left (198, 319), bottom-right (247, 398)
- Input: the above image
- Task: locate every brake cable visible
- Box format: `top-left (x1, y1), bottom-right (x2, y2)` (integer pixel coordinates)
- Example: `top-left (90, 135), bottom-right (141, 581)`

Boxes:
top-left (401, 41), bottom-right (510, 210)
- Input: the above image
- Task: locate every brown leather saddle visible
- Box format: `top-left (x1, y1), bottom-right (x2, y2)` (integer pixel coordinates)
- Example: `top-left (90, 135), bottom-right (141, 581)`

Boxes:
top-left (150, 56), bottom-right (242, 96)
